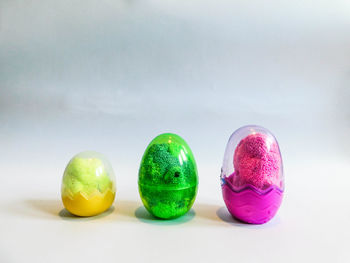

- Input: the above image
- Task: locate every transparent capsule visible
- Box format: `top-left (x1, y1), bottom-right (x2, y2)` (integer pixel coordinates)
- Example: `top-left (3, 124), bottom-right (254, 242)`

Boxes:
top-left (221, 125), bottom-right (284, 224)
top-left (138, 133), bottom-right (198, 219)
top-left (61, 151), bottom-right (116, 217)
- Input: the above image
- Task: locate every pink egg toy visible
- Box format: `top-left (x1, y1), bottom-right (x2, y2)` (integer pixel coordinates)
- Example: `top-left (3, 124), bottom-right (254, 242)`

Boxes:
top-left (221, 125), bottom-right (284, 224)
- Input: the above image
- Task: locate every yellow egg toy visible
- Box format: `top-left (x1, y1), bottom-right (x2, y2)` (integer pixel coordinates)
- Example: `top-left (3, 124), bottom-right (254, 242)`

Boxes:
top-left (61, 151), bottom-right (116, 217)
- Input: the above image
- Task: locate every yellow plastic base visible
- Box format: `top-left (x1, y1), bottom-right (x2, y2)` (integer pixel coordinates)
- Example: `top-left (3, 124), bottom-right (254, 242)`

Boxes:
top-left (62, 190), bottom-right (115, 217)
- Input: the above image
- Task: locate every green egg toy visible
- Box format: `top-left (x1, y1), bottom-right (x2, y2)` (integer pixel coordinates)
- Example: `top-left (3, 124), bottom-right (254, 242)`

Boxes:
top-left (138, 133), bottom-right (198, 219)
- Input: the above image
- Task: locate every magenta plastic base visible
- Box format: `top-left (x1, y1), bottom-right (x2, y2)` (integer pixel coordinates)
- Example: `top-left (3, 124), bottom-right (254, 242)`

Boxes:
top-left (222, 183), bottom-right (283, 224)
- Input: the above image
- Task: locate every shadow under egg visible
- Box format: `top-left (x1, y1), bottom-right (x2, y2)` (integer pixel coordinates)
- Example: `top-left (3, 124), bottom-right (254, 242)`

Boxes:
top-left (134, 206), bottom-right (195, 225)
top-left (58, 206), bottom-right (115, 221)
top-left (216, 206), bottom-right (281, 228)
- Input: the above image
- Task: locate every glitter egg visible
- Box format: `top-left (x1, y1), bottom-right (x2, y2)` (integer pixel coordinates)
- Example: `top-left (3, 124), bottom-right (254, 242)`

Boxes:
top-left (138, 133), bottom-right (198, 219)
top-left (220, 125), bottom-right (284, 224)
top-left (61, 151), bottom-right (116, 217)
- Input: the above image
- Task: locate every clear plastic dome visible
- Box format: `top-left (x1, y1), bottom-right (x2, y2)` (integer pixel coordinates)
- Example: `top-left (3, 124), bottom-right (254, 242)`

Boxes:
top-left (61, 151), bottom-right (116, 217)
top-left (220, 125), bottom-right (284, 224)
top-left (221, 125), bottom-right (284, 192)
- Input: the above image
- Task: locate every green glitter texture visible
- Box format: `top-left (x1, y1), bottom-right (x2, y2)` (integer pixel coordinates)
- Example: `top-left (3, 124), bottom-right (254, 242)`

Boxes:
top-left (138, 133), bottom-right (198, 219)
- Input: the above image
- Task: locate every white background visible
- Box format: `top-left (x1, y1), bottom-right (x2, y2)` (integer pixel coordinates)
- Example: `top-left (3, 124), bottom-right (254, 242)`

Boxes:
top-left (1, 1), bottom-right (350, 262)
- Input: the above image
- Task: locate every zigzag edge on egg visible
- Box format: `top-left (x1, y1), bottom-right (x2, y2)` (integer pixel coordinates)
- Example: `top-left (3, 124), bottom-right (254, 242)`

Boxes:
top-left (221, 180), bottom-right (284, 224)
top-left (62, 188), bottom-right (116, 200)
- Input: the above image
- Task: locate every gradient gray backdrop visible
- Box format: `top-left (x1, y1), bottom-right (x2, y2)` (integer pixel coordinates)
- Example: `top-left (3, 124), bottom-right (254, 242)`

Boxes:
top-left (1, 1), bottom-right (350, 262)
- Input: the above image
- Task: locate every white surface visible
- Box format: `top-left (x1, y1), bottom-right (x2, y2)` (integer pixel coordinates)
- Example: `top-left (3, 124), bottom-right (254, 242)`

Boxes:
top-left (1, 1), bottom-right (350, 262)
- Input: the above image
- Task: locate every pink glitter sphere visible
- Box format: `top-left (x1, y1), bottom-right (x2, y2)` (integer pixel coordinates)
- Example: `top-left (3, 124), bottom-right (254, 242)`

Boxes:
top-left (233, 133), bottom-right (281, 190)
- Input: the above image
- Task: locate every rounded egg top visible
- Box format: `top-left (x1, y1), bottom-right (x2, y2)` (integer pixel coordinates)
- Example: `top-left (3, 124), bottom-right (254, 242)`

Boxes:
top-left (62, 151), bottom-right (116, 197)
top-left (139, 133), bottom-right (198, 190)
top-left (221, 125), bottom-right (284, 191)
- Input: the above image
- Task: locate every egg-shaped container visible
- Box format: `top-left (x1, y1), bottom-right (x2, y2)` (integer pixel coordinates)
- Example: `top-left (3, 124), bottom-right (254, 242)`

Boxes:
top-left (138, 133), bottom-right (198, 219)
top-left (61, 151), bottom-right (116, 217)
top-left (221, 125), bottom-right (284, 224)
